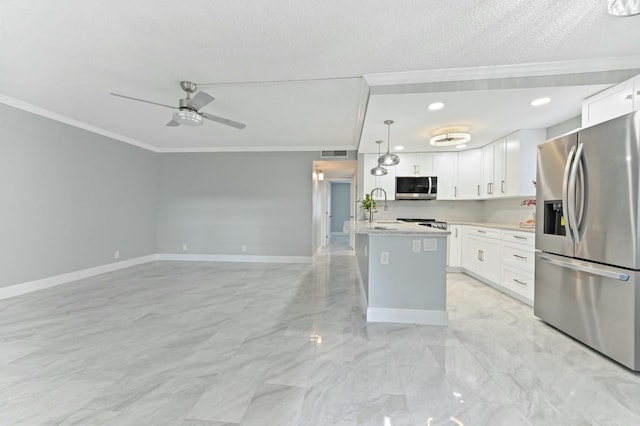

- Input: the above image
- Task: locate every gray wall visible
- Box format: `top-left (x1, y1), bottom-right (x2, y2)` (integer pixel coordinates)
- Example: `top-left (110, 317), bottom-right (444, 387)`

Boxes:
top-left (330, 182), bottom-right (351, 233)
top-left (547, 115), bottom-right (581, 140)
top-left (0, 104), bottom-right (157, 288)
top-left (156, 151), bottom-right (319, 257)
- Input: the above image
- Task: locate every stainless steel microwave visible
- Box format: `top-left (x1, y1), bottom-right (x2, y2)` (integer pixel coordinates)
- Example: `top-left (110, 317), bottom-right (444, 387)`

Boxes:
top-left (395, 176), bottom-right (437, 200)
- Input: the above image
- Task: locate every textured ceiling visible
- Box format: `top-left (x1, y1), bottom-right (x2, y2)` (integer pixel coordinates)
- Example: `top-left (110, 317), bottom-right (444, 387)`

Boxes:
top-left (1, 1), bottom-right (640, 152)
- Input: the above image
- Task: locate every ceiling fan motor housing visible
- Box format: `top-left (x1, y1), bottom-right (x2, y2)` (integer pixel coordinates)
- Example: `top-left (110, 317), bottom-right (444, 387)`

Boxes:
top-left (179, 98), bottom-right (197, 111)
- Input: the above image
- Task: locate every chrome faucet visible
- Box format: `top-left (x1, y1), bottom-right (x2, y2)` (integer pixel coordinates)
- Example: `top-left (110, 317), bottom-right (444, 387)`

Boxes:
top-left (369, 187), bottom-right (388, 222)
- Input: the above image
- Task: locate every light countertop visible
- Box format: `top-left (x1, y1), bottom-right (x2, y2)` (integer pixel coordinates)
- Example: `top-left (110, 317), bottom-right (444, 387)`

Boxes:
top-left (353, 220), bottom-right (450, 236)
top-left (448, 221), bottom-right (536, 233)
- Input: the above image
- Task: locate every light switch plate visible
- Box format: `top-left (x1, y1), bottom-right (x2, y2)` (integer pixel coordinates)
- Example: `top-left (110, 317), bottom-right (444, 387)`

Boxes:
top-left (423, 239), bottom-right (437, 251)
top-left (412, 240), bottom-right (421, 253)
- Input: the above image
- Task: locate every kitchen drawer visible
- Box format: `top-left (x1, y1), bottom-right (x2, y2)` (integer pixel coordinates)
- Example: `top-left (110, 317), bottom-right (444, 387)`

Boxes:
top-left (502, 230), bottom-right (535, 247)
top-left (464, 226), bottom-right (501, 240)
top-left (502, 265), bottom-right (534, 300)
top-left (502, 242), bottom-right (534, 270)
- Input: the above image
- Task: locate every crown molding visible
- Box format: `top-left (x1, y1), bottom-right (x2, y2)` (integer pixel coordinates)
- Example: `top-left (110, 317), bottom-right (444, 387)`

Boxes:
top-left (0, 94), bottom-right (158, 152)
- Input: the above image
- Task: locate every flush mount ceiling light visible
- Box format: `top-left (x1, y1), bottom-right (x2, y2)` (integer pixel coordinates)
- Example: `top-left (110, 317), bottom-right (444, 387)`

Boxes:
top-left (429, 131), bottom-right (471, 147)
top-left (371, 140), bottom-right (388, 176)
top-left (608, 0), bottom-right (640, 16)
top-left (172, 110), bottom-right (204, 126)
top-left (428, 102), bottom-right (444, 111)
top-left (394, 146), bottom-right (404, 150)
top-left (378, 120), bottom-right (400, 166)
top-left (530, 97), bottom-right (551, 106)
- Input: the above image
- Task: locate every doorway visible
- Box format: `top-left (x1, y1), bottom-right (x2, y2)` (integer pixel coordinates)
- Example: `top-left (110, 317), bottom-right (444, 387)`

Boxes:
top-left (328, 181), bottom-right (351, 247)
top-left (311, 160), bottom-right (357, 255)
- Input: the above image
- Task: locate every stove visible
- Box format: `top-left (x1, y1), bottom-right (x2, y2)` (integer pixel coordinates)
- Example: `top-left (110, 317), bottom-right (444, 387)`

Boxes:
top-left (397, 218), bottom-right (448, 230)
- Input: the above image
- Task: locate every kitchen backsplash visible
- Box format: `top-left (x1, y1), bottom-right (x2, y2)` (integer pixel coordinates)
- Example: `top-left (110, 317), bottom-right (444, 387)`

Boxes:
top-left (367, 198), bottom-right (535, 224)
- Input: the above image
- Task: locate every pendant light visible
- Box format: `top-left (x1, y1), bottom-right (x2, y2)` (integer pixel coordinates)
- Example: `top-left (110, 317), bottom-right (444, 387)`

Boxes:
top-left (378, 120), bottom-right (400, 166)
top-left (370, 140), bottom-right (388, 176)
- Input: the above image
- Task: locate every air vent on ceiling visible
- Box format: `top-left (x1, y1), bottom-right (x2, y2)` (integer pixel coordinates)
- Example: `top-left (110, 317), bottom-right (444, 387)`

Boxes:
top-left (321, 150), bottom-right (348, 158)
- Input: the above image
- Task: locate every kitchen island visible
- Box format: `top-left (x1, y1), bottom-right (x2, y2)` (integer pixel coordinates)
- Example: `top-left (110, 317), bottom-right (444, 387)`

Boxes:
top-left (354, 221), bottom-right (450, 325)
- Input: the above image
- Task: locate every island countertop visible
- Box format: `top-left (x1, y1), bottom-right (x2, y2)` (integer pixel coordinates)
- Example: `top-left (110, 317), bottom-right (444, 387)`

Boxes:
top-left (353, 220), bottom-right (450, 236)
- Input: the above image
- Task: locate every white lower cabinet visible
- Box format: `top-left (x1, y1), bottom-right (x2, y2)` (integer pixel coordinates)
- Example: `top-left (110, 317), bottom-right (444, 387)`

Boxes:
top-left (460, 225), bottom-right (535, 305)
top-left (500, 230), bottom-right (535, 303)
top-left (447, 224), bottom-right (462, 268)
top-left (461, 226), bottom-right (501, 283)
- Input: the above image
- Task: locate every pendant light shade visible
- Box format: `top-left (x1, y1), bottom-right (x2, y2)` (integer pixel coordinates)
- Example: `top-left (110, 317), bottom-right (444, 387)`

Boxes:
top-left (378, 120), bottom-right (400, 166)
top-left (370, 140), bottom-right (388, 176)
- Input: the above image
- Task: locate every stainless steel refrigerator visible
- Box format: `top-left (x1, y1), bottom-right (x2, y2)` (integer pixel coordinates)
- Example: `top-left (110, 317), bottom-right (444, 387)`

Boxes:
top-left (535, 110), bottom-right (640, 370)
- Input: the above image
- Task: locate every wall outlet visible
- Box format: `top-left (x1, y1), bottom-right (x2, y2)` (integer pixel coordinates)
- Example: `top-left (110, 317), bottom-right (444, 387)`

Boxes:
top-left (182, 244), bottom-right (188, 251)
top-left (114, 250), bottom-right (120, 259)
top-left (380, 251), bottom-right (389, 265)
top-left (412, 240), bottom-right (421, 253)
top-left (241, 244), bottom-right (247, 252)
top-left (423, 238), bottom-right (437, 251)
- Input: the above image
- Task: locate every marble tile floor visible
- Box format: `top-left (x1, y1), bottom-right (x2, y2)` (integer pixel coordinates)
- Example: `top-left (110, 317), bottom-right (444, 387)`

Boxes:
top-left (2, 251), bottom-right (640, 425)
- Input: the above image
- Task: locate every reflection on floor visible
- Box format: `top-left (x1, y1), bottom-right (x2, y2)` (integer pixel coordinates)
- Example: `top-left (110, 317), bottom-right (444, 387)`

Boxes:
top-left (1, 248), bottom-right (640, 425)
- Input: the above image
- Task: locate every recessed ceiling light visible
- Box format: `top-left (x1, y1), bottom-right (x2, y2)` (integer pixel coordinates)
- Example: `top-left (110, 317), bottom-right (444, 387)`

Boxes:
top-left (394, 146), bottom-right (404, 150)
top-left (428, 102), bottom-right (444, 111)
top-left (456, 144), bottom-right (467, 149)
top-left (530, 97), bottom-right (550, 106)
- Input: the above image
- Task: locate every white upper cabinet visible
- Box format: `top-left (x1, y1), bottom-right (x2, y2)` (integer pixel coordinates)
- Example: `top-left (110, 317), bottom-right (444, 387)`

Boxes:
top-left (456, 149), bottom-right (482, 199)
top-left (502, 129), bottom-right (544, 197)
top-left (433, 152), bottom-right (458, 200)
top-left (582, 74), bottom-right (640, 128)
top-left (395, 153), bottom-right (434, 176)
top-left (481, 143), bottom-right (495, 198)
top-left (481, 129), bottom-right (543, 199)
top-left (362, 154), bottom-right (396, 200)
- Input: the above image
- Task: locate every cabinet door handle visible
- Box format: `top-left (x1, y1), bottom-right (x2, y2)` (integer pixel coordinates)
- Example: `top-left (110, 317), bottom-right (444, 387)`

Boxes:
top-left (477, 184), bottom-right (480, 196)
top-left (487, 183), bottom-right (491, 194)
top-left (477, 230), bottom-right (487, 234)
top-left (513, 278), bottom-right (527, 286)
top-left (636, 90), bottom-right (640, 96)
top-left (455, 228), bottom-right (458, 238)
top-left (513, 235), bottom-right (527, 240)
top-left (454, 186), bottom-right (457, 197)
top-left (513, 254), bottom-right (527, 260)
top-left (626, 94), bottom-right (633, 100)
top-left (501, 180), bottom-right (505, 193)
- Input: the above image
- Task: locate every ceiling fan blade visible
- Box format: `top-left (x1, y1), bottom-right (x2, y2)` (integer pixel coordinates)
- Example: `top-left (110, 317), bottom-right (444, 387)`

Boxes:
top-left (200, 112), bottom-right (246, 129)
top-left (166, 119), bottom-right (180, 127)
top-left (187, 91), bottom-right (215, 111)
top-left (110, 92), bottom-right (176, 109)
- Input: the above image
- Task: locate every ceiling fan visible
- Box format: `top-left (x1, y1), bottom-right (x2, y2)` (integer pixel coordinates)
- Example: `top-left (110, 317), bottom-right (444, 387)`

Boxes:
top-left (110, 81), bottom-right (246, 129)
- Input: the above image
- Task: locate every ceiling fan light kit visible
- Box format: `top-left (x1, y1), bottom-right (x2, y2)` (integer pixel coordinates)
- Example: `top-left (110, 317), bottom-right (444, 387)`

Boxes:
top-left (378, 120), bottom-right (400, 167)
top-left (429, 131), bottom-right (471, 147)
top-left (173, 110), bottom-right (204, 126)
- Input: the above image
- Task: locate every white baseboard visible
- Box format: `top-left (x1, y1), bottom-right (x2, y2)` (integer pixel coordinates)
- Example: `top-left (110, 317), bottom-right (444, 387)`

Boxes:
top-left (0, 255), bottom-right (157, 301)
top-left (155, 253), bottom-right (312, 264)
top-left (367, 307), bottom-right (448, 326)
top-left (0, 253), bottom-right (314, 301)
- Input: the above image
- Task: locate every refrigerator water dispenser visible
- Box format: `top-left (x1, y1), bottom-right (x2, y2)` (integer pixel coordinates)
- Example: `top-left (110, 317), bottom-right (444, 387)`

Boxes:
top-left (543, 200), bottom-right (565, 236)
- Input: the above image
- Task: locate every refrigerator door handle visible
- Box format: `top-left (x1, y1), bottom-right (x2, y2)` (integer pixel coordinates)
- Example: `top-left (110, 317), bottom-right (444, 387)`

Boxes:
top-left (538, 254), bottom-right (630, 281)
top-left (569, 143), bottom-right (585, 245)
top-left (562, 146), bottom-right (576, 243)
